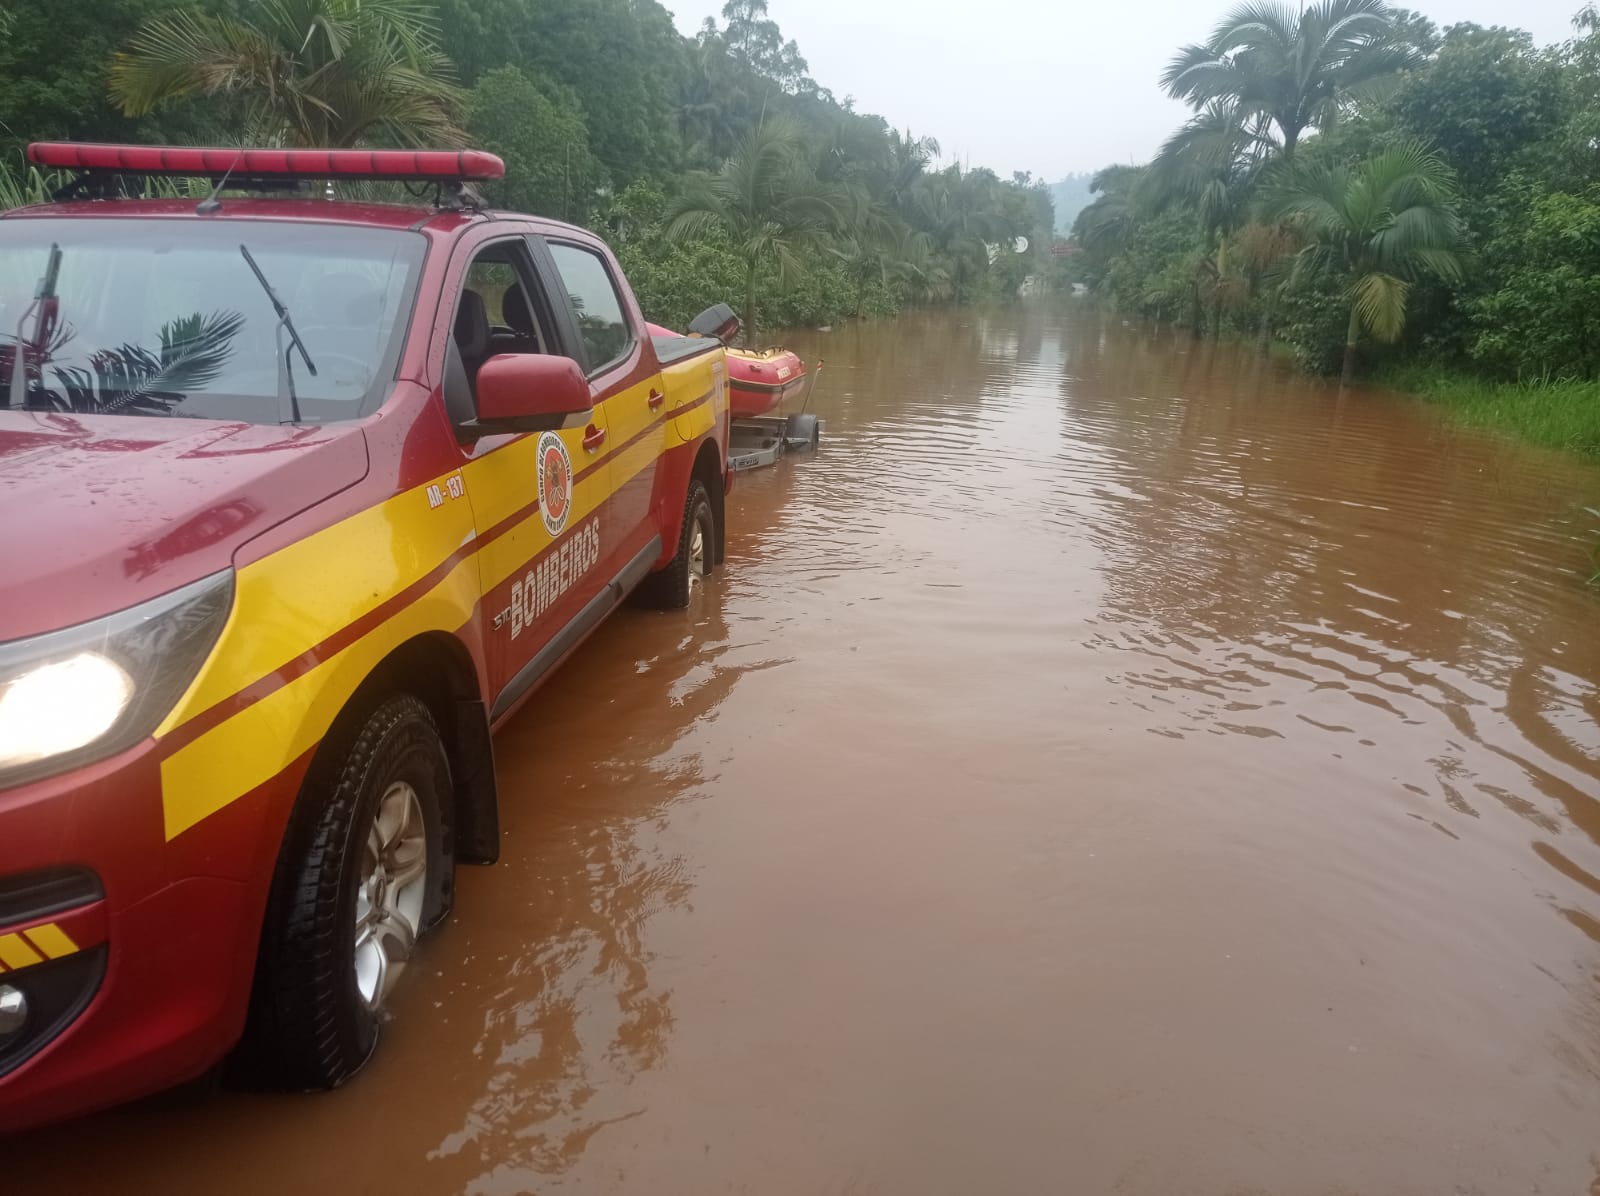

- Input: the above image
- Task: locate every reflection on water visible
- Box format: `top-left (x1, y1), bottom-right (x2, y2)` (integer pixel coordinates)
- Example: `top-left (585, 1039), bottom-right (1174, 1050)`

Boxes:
top-left (12, 304), bottom-right (1600, 1196)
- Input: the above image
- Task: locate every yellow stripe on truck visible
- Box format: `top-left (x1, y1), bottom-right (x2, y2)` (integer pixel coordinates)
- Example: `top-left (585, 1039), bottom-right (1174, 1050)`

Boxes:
top-left (0, 934), bottom-right (43, 970)
top-left (159, 554), bottom-right (484, 840)
top-left (153, 363), bottom-right (719, 842)
top-left (22, 922), bottom-right (79, 959)
top-left (157, 429), bottom-right (616, 841)
top-left (156, 471), bottom-right (480, 733)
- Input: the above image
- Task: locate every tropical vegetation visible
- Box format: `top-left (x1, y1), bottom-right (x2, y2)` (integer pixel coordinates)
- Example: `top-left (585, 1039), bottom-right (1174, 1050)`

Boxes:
top-left (0, 0), bottom-right (1052, 335)
top-left (1067, 0), bottom-right (1600, 454)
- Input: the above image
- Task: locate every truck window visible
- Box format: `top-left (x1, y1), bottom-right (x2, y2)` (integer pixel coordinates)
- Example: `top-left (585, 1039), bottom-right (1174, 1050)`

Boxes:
top-left (547, 242), bottom-right (632, 374)
top-left (449, 241), bottom-right (552, 411)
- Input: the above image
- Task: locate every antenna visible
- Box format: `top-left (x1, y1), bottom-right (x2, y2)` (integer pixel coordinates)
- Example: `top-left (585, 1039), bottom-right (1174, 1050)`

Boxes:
top-left (196, 152), bottom-right (243, 215)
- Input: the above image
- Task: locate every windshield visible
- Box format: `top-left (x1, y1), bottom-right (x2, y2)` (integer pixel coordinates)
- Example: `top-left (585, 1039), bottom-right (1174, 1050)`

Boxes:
top-left (0, 217), bottom-right (425, 424)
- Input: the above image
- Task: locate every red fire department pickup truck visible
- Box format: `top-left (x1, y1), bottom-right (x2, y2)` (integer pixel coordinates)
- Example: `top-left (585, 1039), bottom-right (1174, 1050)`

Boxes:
top-left (0, 143), bottom-right (732, 1127)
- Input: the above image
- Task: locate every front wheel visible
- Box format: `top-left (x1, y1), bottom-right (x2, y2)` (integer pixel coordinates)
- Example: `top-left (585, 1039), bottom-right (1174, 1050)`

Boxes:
top-left (638, 479), bottom-right (716, 609)
top-left (229, 694), bottom-right (454, 1091)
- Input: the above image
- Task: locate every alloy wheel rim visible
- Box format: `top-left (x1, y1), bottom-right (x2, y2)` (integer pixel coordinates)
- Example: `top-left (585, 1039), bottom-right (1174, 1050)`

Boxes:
top-left (353, 781), bottom-right (428, 1010)
top-left (689, 518), bottom-right (707, 584)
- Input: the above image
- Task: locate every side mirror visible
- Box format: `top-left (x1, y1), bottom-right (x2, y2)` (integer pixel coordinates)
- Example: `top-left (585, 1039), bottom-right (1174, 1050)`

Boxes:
top-left (687, 303), bottom-right (741, 343)
top-left (466, 353), bottom-right (592, 435)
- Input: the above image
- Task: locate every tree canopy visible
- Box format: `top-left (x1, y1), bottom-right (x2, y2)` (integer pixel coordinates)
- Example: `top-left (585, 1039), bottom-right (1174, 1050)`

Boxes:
top-left (1073, 0), bottom-right (1600, 386)
top-left (0, 0), bottom-right (1053, 331)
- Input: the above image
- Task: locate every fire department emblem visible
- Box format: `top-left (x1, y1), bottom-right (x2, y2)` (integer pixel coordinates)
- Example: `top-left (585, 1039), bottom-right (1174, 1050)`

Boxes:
top-left (537, 431), bottom-right (573, 536)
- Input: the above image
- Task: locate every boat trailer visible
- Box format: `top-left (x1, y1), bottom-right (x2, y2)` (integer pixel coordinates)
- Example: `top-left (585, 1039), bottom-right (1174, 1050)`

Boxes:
top-left (727, 364), bottom-right (825, 472)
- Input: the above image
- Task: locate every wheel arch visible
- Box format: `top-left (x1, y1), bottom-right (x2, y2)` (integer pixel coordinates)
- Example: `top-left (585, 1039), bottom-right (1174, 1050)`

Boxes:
top-left (690, 438), bottom-right (726, 565)
top-left (304, 631), bottom-right (499, 866)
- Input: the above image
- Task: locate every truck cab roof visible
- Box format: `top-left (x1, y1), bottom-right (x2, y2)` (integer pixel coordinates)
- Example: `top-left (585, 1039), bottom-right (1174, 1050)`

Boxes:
top-left (0, 196), bottom-right (601, 245)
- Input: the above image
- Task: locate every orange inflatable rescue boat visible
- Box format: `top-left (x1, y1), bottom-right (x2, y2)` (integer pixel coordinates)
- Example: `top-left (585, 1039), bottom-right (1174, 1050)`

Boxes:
top-left (645, 307), bottom-right (815, 419)
top-left (646, 304), bottom-right (823, 470)
top-left (720, 345), bottom-right (808, 418)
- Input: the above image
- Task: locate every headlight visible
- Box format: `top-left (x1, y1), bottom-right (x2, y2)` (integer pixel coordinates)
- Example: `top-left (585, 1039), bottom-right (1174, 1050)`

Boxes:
top-left (0, 570), bottom-right (233, 787)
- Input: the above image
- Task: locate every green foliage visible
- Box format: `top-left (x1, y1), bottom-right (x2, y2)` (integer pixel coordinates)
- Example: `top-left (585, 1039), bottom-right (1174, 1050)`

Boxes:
top-left (1390, 24), bottom-right (1566, 192)
top-left (1098, 208), bottom-right (1209, 323)
top-left (0, 160), bottom-right (52, 211)
top-left (110, 0), bottom-right (464, 147)
top-left (665, 115), bottom-right (879, 333)
top-left (1083, 0), bottom-right (1600, 403)
top-left (605, 182), bottom-right (746, 331)
top-left (14, 0), bottom-right (1053, 334)
top-left (434, 0), bottom-right (682, 184)
top-left (1469, 187), bottom-right (1600, 380)
top-left (1278, 267), bottom-right (1353, 372)
top-left (466, 67), bottom-right (603, 223)
top-left (1162, 0), bottom-right (1421, 156)
top-left (1377, 361), bottom-right (1600, 457)
top-left (1273, 141), bottom-right (1465, 378)
top-left (756, 259), bottom-right (860, 329)
top-left (0, 0), bottom-right (189, 162)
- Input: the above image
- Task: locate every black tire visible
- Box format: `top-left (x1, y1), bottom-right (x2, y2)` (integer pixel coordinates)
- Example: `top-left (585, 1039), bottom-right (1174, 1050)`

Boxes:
top-left (784, 412), bottom-right (820, 452)
top-left (228, 694), bottom-right (454, 1091)
top-left (638, 479), bottom-right (715, 609)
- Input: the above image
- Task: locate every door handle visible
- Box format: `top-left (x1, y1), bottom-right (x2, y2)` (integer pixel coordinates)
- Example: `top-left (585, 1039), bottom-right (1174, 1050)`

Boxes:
top-left (583, 424), bottom-right (607, 452)
top-left (647, 389), bottom-right (665, 411)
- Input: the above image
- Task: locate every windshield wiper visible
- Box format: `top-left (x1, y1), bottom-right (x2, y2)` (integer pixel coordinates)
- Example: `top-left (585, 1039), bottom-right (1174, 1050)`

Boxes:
top-left (239, 243), bottom-right (316, 424)
top-left (6, 241), bottom-right (62, 410)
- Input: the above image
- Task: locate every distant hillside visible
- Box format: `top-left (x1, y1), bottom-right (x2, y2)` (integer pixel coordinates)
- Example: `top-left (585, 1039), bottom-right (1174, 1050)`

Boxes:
top-left (1050, 172), bottom-right (1096, 235)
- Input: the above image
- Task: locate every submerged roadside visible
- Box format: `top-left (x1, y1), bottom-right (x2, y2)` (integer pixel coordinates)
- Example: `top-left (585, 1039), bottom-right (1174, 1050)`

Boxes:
top-left (1374, 363), bottom-right (1600, 460)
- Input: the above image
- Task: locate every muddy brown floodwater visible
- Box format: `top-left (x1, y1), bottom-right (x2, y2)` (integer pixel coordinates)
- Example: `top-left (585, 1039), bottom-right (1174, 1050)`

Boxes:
top-left (14, 306), bottom-right (1600, 1195)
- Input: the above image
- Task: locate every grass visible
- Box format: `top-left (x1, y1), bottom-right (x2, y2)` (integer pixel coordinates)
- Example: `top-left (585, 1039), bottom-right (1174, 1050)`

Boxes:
top-left (1374, 362), bottom-right (1600, 460)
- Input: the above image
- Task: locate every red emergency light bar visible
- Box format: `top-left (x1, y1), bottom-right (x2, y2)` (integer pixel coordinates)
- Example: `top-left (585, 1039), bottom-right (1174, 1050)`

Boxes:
top-left (26, 142), bottom-right (505, 183)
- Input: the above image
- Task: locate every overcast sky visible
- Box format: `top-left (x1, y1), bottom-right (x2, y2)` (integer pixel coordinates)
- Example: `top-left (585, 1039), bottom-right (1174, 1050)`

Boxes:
top-left (665, 0), bottom-right (1586, 180)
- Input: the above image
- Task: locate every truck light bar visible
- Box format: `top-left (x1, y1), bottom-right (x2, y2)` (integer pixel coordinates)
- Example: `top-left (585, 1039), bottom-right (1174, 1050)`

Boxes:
top-left (26, 142), bottom-right (505, 183)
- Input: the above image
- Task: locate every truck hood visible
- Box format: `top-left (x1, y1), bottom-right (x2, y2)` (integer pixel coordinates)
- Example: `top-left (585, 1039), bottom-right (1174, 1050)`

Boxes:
top-left (0, 411), bottom-right (369, 641)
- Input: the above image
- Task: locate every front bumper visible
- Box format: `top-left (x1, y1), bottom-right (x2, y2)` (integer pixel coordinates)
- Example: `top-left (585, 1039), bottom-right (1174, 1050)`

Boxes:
top-left (0, 738), bottom-right (302, 1130)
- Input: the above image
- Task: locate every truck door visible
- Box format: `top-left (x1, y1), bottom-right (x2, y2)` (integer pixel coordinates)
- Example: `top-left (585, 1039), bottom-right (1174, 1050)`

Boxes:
top-left (537, 238), bottom-right (665, 572)
top-left (448, 236), bottom-right (611, 709)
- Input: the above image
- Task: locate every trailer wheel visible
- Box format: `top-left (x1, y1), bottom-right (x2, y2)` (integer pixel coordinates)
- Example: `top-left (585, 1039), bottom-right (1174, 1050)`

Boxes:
top-left (639, 479), bottom-right (715, 609)
top-left (229, 694), bottom-right (454, 1091)
top-left (784, 412), bottom-right (820, 452)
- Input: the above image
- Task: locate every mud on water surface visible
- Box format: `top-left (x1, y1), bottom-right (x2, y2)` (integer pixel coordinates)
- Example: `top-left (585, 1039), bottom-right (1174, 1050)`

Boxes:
top-left (14, 306), bottom-right (1600, 1195)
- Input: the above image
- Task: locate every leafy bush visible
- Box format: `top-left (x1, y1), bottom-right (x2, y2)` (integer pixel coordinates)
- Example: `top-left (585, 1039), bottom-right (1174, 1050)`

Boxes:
top-left (467, 66), bottom-right (605, 224)
top-left (1277, 268), bottom-right (1352, 375)
top-left (1390, 25), bottom-right (1565, 194)
top-left (1469, 188), bottom-right (1600, 381)
top-left (1089, 209), bottom-right (1206, 323)
top-left (602, 182), bottom-right (746, 330)
top-left (756, 259), bottom-right (858, 329)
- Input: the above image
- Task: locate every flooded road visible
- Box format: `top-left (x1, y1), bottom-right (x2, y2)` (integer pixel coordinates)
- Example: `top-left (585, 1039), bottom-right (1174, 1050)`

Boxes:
top-left (15, 306), bottom-right (1600, 1194)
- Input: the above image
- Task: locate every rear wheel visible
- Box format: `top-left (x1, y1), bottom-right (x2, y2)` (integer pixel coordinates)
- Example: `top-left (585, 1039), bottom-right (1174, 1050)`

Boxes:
top-left (784, 412), bottom-right (820, 452)
top-left (638, 479), bottom-right (715, 609)
top-left (229, 694), bottom-right (454, 1090)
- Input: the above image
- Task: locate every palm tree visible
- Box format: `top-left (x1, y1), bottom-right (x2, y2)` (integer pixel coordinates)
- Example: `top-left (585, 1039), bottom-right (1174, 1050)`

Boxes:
top-left (1233, 219), bottom-right (1300, 349)
top-left (109, 0), bottom-right (463, 148)
top-left (1073, 164), bottom-right (1146, 262)
top-left (1272, 141), bottom-right (1464, 384)
top-left (834, 205), bottom-right (932, 317)
top-left (1145, 99), bottom-right (1275, 335)
top-left (1162, 0), bottom-right (1419, 158)
top-left (678, 26), bottom-right (756, 165)
top-left (883, 128), bottom-right (940, 217)
top-left (665, 117), bottom-right (847, 336)
top-left (911, 165), bottom-right (1012, 300)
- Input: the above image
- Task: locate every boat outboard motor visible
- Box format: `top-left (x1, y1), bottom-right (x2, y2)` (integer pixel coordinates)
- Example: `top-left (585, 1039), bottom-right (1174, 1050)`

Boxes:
top-left (688, 303), bottom-right (741, 343)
